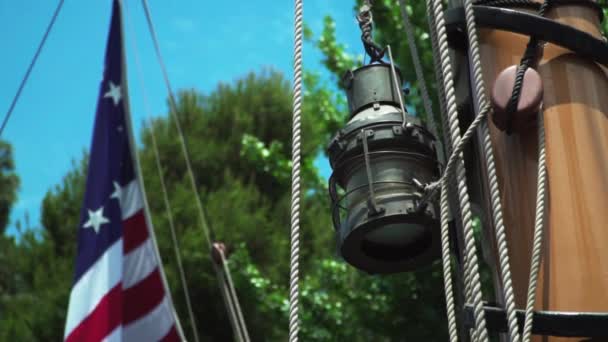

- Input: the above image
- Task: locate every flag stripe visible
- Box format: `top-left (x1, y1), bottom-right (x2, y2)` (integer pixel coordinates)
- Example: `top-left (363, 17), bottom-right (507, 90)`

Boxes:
top-left (160, 326), bottom-right (180, 342)
top-left (64, 239), bottom-right (123, 336)
top-left (123, 295), bottom-right (176, 341)
top-left (65, 283), bottom-right (123, 342)
top-left (119, 180), bottom-right (143, 220)
top-left (123, 210), bottom-right (149, 254)
top-left (102, 327), bottom-right (121, 342)
top-left (123, 268), bottom-right (165, 324)
top-left (123, 238), bottom-right (158, 289)
top-left (65, 1), bottom-right (180, 340)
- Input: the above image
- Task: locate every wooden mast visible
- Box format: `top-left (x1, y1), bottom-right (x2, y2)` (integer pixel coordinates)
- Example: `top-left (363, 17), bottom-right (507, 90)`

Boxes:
top-left (473, 1), bottom-right (608, 341)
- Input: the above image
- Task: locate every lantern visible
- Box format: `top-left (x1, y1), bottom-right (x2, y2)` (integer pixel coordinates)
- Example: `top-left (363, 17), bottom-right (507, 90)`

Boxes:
top-left (328, 63), bottom-right (441, 274)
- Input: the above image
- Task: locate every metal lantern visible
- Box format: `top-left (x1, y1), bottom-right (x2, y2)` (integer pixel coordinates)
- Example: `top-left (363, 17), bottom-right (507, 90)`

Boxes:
top-left (328, 63), bottom-right (441, 274)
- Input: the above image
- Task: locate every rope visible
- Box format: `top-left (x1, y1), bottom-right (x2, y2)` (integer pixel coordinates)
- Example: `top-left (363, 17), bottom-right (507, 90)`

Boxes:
top-left (462, 0), bottom-right (522, 339)
top-left (140, 2), bottom-right (250, 340)
top-left (140, 0), bottom-right (213, 249)
top-left (423, 2), bottom-right (459, 340)
top-left (288, 0), bottom-right (304, 340)
top-left (215, 262), bottom-right (244, 342)
top-left (427, 0), bottom-right (490, 340)
top-left (218, 250), bottom-right (251, 342)
top-left (439, 183), bottom-right (459, 342)
top-left (0, 0), bottom-right (65, 138)
top-left (521, 112), bottom-right (547, 342)
top-left (118, 2), bottom-right (186, 340)
top-left (122, 2), bottom-right (200, 340)
top-left (397, 0), bottom-right (442, 151)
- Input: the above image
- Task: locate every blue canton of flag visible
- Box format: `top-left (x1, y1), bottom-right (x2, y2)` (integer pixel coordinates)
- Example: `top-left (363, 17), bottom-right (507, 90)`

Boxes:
top-left (63, 1), bottom-right (181, 341)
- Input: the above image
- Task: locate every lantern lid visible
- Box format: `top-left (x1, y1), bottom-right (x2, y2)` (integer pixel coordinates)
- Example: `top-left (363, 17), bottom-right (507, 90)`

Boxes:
top-left (342, 63), bottom-right (405, 117)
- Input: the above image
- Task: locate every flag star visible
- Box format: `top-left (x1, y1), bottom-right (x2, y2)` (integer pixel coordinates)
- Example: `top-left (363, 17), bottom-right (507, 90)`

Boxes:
top-left (83, 206), bottom-right (110, 234)
top-left (110, 181), bottom-right (122, 202)
top-left (104, 81), bottom-right (122, 106)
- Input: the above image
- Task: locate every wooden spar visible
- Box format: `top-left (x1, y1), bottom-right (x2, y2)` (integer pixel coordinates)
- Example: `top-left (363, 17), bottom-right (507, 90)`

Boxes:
top-left (471, 1), bottom-right (608, 341)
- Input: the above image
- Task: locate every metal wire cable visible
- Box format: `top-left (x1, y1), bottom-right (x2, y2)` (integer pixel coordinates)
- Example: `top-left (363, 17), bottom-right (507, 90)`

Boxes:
top-left (288, 0), bottom-right (304, 340)
top-left (427, 0), bottom-right (490, 340)
top-left (214, 262), bottom-right (244, 342)
top-left (218, 249), bottom-right (251, 342)
top-left (140, 0), bottom-right (213, 250)
top-left (123, 3), bottom-right (200, 340)
top-left (140, 2), bottom-right (250, 340)
top-left (462, 0), bottom-right (522, 339)
top-left (521, 112), bottom-right (547, 342)
top-left (0, 0), bottom-right (65, 138)
top-left (397, 0), bottom-right (442, 145)
top-left (117, 3), bottom-right (187, 340)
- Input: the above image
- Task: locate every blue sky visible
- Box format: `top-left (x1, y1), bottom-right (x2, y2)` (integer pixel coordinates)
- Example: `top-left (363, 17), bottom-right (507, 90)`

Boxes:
top-left (0, 0), bottom-right (362, 234)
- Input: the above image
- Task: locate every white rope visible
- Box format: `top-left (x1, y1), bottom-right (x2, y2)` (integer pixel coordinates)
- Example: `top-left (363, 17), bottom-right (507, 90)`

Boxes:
top-left (461, 0), bottom-right (521, 340)
top-left (439, 183), bottom-right (460, 342)
top-left (522, 111), bottom-right (547, 342)
top-left (288, 0), bottom-right (304, 340)
top-left (422, 1), bottom-right (459, 340)
top-left (426, 0), bottom-right (490, 340)
top-left (122, 3), bottom-right (199, 341)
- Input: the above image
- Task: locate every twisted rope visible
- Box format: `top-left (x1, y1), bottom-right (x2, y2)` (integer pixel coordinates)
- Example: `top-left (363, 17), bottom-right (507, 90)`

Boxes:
top-left (425, 3), bottom-right (459, 340)
top-left (427, 0), bottom-right (490, 340)
top-left (522, 112), bottom-right (547, 342)
top-left (288, 0), bottom-right (304, 340)
top-left (462, 0), bottom-right (522, 339)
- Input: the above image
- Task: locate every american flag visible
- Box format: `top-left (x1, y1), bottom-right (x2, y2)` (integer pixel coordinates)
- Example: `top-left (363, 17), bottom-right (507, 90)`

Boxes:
top-left (63, 1), bottom-right (182, 341)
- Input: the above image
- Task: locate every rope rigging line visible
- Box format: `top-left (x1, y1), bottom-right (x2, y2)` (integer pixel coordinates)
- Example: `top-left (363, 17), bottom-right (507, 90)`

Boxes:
top-left (0, 0), bottom-right (65, 138)
top-left (423, 2), bottom-right (459, 340)
top-left (139, 1), bottom-right (251, 340)
top-left (140, 0), bottom-right (214, 249)
top-left (215, 247), bottom-right (251, 342)
top-left (522, 111), bottom-right (547, 342)
top-left (461, 0), bottom-right (522, 339)
top-left (396, 0), bottom-right (445, 164)
top-left (472, 1), bottom-right (552, 340)
top-left (118, 3), bottom-right (187, 340)
top-left (426, 0), bottom-right (490, 340)
top-left (288, 0), bottom-right (304, 340)
top-left (122, 2), bottom-right (200, 340)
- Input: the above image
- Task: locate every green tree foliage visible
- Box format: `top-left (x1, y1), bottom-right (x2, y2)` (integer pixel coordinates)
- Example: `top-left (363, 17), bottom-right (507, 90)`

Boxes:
top-left (4, 3), bottom-right (606, 341)
top-left (0, 141), bottom-right (19, 235)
